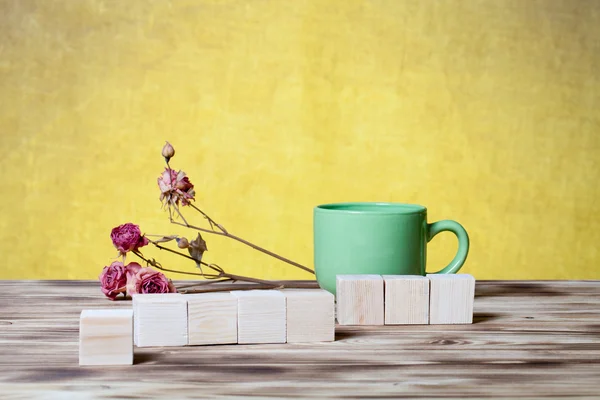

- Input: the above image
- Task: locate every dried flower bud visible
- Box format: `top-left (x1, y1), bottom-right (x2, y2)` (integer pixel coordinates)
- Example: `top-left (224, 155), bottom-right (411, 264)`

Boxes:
top-left (176, 237), bottom-right (189, 249)
top-left (162, 141), bottom-right (175, 162)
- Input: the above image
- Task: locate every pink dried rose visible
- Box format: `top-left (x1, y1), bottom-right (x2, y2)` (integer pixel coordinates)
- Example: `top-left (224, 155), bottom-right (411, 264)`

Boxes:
top-left (126, 266), bottom-right (177, 295)
top-left (110, 223), bottom-right (149, 254)
top-left (158, 168), bottom-right (195, 207)
top-left (99, 261), bottom-right (128, 300)
top-left (125, 261), bottom-right (142, 281)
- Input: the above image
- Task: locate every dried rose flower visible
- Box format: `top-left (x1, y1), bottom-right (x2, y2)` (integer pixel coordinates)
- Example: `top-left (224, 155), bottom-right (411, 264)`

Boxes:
top-left (158, 168), bottom-right (195, 207)
top-left (110, 223), bottom-right (149, 254)
top-left (162, 141), bottom-right (175, 162)
top-left (99, 261), bottom-right (128, 300)
top-left (125, 261), bottom-right (142, 281)
top-left (126, 266), bottom-right (177, 295)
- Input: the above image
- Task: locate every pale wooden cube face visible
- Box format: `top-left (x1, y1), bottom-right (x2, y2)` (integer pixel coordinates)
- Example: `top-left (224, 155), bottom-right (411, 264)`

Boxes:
top-left (383, 275), bottom-right (430, 325)
top-left (283, 289), bottom-right (335, 343)
top-left (336, 275), bottom-right (384, 325)
top-left (427, 274), bottom-right (475, 324)
top-left (79, 309), bottom-right (133, 366)
top-left (232, 290), bottom-right (286, 344)
top-left (187, 292), bottom-right (238, 346)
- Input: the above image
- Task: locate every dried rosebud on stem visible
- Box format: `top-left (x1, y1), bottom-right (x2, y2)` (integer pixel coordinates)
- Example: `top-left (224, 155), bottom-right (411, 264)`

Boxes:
top-left (176, 237), bottom-right (190, 249)
top-left (162, 141), bottom-right (175, 163)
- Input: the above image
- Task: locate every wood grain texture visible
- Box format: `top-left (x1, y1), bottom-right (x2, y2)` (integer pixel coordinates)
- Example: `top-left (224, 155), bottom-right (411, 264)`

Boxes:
top-left (133, 294), bottom-right (188, 347)
top-left (79, 309), bottom-right (133, 366)
top-left (187, 292), bottom-right (237, 346)
top-left (231, 290), bottom-right (286, 344)
top-left (429, 274), bottom-right (475, 324)
top-left (383, 275), bottom-right (430, 325)
top-left (1, 280), bottom-right (600, 399)
top-left (336, 275), bottom-right (384, 325)
top-left (281, 289), bottom-right (334, 343)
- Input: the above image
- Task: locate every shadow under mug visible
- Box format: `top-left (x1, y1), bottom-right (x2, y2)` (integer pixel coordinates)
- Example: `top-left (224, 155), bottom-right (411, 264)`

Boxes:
top-left (313, 202), bottom-right (469, 295)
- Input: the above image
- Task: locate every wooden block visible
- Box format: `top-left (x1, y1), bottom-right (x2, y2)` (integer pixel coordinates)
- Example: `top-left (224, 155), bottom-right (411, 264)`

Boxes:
top-left (187, 292), bottom-right (238, 346)
top-left (79, 309), bottom-right (133, 366)
top-left (133, 293), bottom-right (188, 347)
top-left (383, 275), bottom-right (430, 325)
top-left (231, 290), bottom-right (286, 344)
top-left (281, 289), bottom-right (335, 343)
top-left (428, 274), bottom-right (475, 324)
top-left (336, 275), bottom-right (384, 325)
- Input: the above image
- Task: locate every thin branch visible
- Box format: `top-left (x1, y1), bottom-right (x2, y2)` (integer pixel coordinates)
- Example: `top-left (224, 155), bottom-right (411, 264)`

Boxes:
top-left (170, 220), bottom-right (227, 237)
top-left (171, 207), bottom-right (314, 275)
top-left (171, 201), bottom-right (190, 226)
top-left (178, 280), bottom-right (320, 294)
top-left (175, 278), bottom-right (234, 289)
top-left (132, 251), bottom-right (220, 278)
top-left (179, 284), bottom-right (282, 294)
top-left (224, 232), bottom-right (314, 274)
top-left (189, 203), bottom-right (227, 233)
top-left (134, 244), bottom-right (289, 288)
top-left (147, 241), bottom-right (221, 274)
top-left (224, 273), bottom-right (280, 287)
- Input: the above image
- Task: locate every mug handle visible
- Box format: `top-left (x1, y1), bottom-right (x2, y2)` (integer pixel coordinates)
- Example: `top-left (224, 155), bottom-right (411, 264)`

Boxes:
top-left (426, 220), bottom-right (470, 274)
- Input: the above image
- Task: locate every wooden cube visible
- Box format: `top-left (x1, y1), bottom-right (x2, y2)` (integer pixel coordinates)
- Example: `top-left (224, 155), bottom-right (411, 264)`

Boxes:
top-left (79, 309), bottom-right (133, 366)
top-left (336, 275), bottom-right (384, 325)
top-left (187, 292), bottom-right (238, 346)
top-left (383, 275), bottom-right (430, 325)
top-left (281, 289), bottom-right (335, 343)
top-left (231, 290), bottom-right (286, 344)
top-left (133, 293), bottom-right (188, 347)
top-left (428, 274), bottom-right (475, 324)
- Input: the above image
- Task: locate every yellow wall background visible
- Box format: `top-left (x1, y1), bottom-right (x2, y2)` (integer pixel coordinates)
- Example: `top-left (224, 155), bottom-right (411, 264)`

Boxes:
top-left (1, 0), bottom-right (599, 281)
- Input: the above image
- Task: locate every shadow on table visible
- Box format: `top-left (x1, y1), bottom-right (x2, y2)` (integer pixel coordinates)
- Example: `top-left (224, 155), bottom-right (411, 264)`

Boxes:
top-left (475, 282), bottom-right (565, 298)
top-left (472, 313), bottom-right (502, 323)
top-left (134, 353), bottom-right (156, 365)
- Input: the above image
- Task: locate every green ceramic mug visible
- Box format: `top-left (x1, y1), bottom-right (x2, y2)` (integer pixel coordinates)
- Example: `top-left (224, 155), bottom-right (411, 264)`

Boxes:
top-left (313, 202), bottom-right (469, 294)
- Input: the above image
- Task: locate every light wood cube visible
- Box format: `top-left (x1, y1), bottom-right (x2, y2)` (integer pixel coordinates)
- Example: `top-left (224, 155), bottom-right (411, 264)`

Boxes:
top-left (187, 292), bottom-right (238, 346)
top-left (281, 289), bottom-right (335, 343)
top-left (428, 274), bottom-right (475, 324)
top-left (336, 275), bottom-right (384, 325)
top-left (383, 275), bottom-right (430, 325)
top-left (133, 293), bottom-right (188, 347)
top-left (79, 309), bottom-right (133, 366)
top-left (231, 290), bottom-right (286, 344)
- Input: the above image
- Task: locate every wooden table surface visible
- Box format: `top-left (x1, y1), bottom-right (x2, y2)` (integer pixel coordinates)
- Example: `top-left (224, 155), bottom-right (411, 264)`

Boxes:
top-left (1, 280), bottom-right (599, 399)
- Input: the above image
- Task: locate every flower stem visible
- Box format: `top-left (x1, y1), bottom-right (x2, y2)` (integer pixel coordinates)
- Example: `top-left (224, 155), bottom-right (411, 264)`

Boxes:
top-left (171, 205), bottom-right (315, 275)
top-left (189, 203), bottom-right (227, 234)
top-left (132, 251), bottom-right (217, 278)
top-left (133, 245), bottom-right (289, 289)
top-left (178, 280), bottom-right (320, 294)
top-left (223, 232), bottom-right (314, 274)
top-left (223, 273), bottom-right (280, 287)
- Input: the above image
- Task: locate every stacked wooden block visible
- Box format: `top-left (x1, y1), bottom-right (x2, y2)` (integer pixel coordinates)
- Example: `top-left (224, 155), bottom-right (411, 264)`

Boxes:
top-left (79, 289), bottom-right (334, 366)
top-left (336, 274), bottom-right (475, 325)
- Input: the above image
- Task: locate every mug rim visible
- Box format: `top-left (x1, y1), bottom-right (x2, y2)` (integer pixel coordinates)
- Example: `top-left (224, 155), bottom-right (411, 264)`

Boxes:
top-left (314, 202), bottom-right (427, 215)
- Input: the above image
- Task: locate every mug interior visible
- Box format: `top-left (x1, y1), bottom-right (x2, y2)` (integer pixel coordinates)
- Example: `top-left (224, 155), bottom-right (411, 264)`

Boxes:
top-left (315, 202), bottom-right (426, 214)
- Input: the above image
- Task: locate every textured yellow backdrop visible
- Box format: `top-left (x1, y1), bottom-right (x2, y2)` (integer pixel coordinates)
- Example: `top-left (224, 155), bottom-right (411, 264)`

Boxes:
top-left (1, 0), bottom-right (599, 280)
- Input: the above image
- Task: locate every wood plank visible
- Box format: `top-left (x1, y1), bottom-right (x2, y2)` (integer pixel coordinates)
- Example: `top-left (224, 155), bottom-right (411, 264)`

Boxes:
top-left (0, 280), bottom-right (599, 398)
